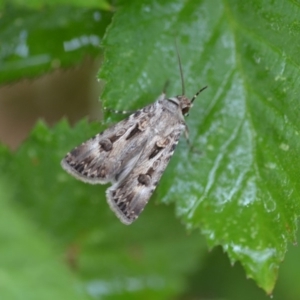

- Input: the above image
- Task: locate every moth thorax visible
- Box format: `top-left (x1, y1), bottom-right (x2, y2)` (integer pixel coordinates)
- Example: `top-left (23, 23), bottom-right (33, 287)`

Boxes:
top-left (168, 95), bottom-right (192, 116)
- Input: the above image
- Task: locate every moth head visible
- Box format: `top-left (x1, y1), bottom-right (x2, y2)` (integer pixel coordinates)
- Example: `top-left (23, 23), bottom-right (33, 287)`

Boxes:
top-left (167, 96), bottom-right (190, 116)
top-left (169, 86), bottom-right (208, 117)
top-left (178, 95), bottom-right (193, 116)
top-left (184, 86), bottom-right (208, 116)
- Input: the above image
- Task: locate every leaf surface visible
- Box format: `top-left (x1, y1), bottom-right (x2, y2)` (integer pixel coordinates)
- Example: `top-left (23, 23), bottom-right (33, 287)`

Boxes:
top-left (99, 0), bottom-right (300, 292)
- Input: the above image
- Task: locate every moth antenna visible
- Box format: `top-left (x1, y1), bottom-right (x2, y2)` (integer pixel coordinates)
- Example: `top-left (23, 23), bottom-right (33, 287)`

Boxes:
top-left (191, 86), bottom-right (208, 103)
top-left (175, 39), bottom-right (185, 96)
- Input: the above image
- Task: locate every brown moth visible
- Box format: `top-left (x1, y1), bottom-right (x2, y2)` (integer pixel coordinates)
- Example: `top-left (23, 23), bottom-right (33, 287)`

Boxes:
top-left (61, 47), bottom-right (207, 225)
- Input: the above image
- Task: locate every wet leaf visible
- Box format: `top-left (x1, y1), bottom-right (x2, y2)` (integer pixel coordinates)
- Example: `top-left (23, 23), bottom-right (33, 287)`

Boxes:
top-left (100, 0), bottom-right (300, 293)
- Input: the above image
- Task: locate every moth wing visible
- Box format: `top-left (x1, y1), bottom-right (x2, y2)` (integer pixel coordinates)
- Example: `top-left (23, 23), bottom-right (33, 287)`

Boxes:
top-left (106, 129), bottom-right (182, 224)
top-left (61, 108), bottom-right (153, 184)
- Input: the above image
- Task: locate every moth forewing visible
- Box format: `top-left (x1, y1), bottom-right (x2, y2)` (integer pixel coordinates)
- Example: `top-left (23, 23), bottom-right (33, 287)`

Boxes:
top-left (104, 116), bottom-right (184, 225)
top-left (61, 111), bottom-right (149, 185)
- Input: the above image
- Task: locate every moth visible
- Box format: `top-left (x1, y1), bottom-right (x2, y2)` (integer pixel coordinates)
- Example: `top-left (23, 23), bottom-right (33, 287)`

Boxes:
top-left (61, 47), bottom-right (207, 225)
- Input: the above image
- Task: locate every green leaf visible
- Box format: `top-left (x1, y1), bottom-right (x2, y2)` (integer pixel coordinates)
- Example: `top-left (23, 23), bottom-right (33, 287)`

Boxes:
top-left (99, 0), bottom-right (300, 293)
top-left (0, 4), bottom-right (112, 83)
top-left (0, 120), bottom-right (206, 299)
top-left (0, 0), bottom-right (112, 10)
top-left (0, 180), bottom-right (91, 300)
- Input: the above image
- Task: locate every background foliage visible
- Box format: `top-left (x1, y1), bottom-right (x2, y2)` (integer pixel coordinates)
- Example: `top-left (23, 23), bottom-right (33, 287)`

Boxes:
top-left (0, 0), bottom-right (300, 299)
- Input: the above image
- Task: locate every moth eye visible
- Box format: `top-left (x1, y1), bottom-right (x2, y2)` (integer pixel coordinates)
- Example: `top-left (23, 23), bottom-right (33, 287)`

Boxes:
top-left (182, 107), bottom-right (189, 116)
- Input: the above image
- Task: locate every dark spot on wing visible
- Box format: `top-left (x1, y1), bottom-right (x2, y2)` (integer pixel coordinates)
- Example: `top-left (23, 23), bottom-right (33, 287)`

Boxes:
top-left (126, 193), bottom-right (135, 204)
top-left (99, 139), bottom-right (113, 151)
top-left (134, 110), bottom-right (141, 118)
top-left (146, 167), bottom-right (155, 177)
top-left (109, 134), bottom-right (121, 143)
top-left (69, 147), bottom-right (80, 157)
top-left (149, 144), bottom-right (164, 159)
top-left (170, 143), bottom-right (177, 152)
top-left (118, 200), bottom-right (128, 213)
top-left (126, 124), bottom-right (141, 140)
top-left (74, 163), bottom-right (84, 173)
top-left (143, 105), bottom-right (152, 113)
top-left (138, 174), bottom-right (151, 186)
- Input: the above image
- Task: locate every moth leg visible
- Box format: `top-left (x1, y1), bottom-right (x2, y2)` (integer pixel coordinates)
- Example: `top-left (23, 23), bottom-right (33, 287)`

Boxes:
top-left (184, 124), bottom-right (190, 144)
top-left (184, 125), bottom-right (200, 154)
